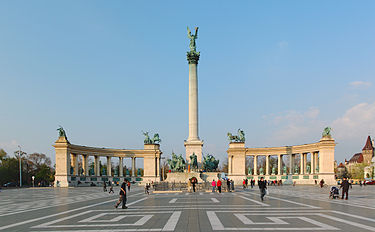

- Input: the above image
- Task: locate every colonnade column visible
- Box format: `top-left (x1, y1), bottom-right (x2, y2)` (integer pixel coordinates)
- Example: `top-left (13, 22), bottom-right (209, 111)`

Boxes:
top-left (289, 154), bottom-right (294, 174)
top-left (253, 155), bottom-right (258, 175)
top-left (311, 152), bottom-right (315, 174)
top-left (266, 155), bottom-right (270, 175)
top-left (94, 155), bottom-right (99, 176)
top-left (300, 154), bottom-right (304, 175)
top-left (156, 157), bottom-right (160, 177)
top-left (107, 156), bottom-right (111, 176)
top-left (132, 157), bottom-right (136, 176)
top-left (278, 154), bottom-right (282, 175)
top-left (303, 153), bottom-right (307, 173)
top-left (83, 155), bottom-right (89, 176)
top-left (72, 154), bottom-right (79, 175)
top-left (315, 153), bottom-right (319, 173)
top-left (119, 157), bottom-right (123, 177)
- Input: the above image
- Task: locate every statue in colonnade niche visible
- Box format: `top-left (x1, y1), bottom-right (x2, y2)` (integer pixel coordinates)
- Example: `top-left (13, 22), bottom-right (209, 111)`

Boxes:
top-left (306, 165), bottom-right (311, 174)
top-left (316, 166), bottom-right (319, 173)
top-left (126, 169), bottom-right (130, 176)
top-left (70, 166), bottom-right (74, 175)
top-left (137, 168), bottom-right (142, 176)
top-left (89, 166), bottom-right (95, 176)
top-left (202, 154), bottom-right (219, 172)
top-left (294, 165), bottom-right (299, 174)
top-left (190, 153), bottom-right (198, 169)
top-left (248, 167), bottom-right (252, 175)
top-left (227, 129), bottom-right (246, 143)
top-left (272, 167), bottom-right (276, 175)
top-left (283, 166), bottom-right (287, 175)
top-left (114, 168), bottom-right (118, 177)
top-left (322, 127), bottom-right (332, 138)
top-left (102, 167), bottom-right (106, 176)
top-left (259, 167), bottom-right (264, 175)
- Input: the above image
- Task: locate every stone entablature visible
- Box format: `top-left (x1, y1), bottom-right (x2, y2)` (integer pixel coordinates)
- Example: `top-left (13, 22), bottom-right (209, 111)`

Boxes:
top-left (227, 136), bottom-right (336, 185)
top-left (54, 136), bottom-right (162, 187)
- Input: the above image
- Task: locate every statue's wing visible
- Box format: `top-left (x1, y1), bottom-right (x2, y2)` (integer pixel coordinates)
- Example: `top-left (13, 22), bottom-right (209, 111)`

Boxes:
top-left (187, 26), bottom-right (191, 36)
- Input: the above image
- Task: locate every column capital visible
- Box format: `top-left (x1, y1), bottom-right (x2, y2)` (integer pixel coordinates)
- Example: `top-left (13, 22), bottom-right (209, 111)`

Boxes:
top-left (187, 51), bottom-right (200, 64)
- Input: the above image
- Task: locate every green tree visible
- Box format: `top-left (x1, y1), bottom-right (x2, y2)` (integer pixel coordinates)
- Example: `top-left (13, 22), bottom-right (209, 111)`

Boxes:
top-left (0, 149), bottom-right (7, 160)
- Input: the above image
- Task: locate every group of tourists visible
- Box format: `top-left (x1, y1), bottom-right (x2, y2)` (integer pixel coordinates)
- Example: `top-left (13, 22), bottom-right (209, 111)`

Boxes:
top-left (211, 179), bottom-right (235, 193)
top-left (242, 179), bottom-right (283, 189)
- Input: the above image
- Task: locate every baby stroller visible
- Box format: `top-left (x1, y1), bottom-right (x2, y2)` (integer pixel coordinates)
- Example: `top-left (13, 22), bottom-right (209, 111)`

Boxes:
top-left (329, 186), bottom-right (339, 199)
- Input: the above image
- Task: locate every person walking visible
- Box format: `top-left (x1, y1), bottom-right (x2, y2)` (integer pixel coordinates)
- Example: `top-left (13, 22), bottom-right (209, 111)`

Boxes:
top-left (211, 179), bottom-right (216, 193)
top-left (127, 181), bottom-right (131, 191)
top-left (340, 177), bottom-right (351, 200)
top-left (227, 179), bottom-right (231, 192)
top-left (245, 179), bottom-right (248, 188)
top-left (145, 183), bottom-right (150, 195)
top-left (231, 180), bottom-right (234, 191)
top-left (320, 179), bottom-right (325, 188)
top-left (115, 180), bottom-right (127, 209)
top-left (217, 179), bottom-right (222, 193)
top-left (258, 177), bottom-right (267, 201)
top-left (108, 181), bottom-right (114, 194)
top-left (243, 179), bottom-right (246, 189)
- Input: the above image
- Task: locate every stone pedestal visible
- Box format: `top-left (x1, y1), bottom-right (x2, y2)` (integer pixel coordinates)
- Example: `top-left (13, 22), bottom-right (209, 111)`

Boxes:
top-left (184, 140), bottom-right (203, 164)
top-left (227, 142), bottom-right (246, 183)
top-left (53, 136), bottom-right (70, 187)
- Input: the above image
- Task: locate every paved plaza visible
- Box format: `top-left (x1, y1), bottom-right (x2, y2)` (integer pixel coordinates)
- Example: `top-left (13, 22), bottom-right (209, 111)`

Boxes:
top-left (0, 185), bottom-right (374, 231)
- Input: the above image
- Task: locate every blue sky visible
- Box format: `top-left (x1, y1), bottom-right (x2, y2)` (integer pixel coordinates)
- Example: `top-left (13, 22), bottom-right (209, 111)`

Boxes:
top-left (0, 1), bottom-right (374, 166)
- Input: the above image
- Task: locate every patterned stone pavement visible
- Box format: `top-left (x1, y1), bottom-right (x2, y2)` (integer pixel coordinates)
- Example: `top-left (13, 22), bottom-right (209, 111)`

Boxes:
top-left (0, 185), bottom-right (374, 231)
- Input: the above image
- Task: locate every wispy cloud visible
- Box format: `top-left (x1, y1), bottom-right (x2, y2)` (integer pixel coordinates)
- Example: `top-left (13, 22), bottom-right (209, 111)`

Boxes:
top-left (349, 81), bottom-right (372, 88)
top-left (0, 140), bottom-right (19, 155)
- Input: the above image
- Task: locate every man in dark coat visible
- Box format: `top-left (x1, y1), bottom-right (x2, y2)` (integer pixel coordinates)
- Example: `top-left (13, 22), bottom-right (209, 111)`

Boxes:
top-left (115, 180), bottom-right (127, 209)
top-left (340, 177), bottom-right (351, 200)
top-left (258, 177), bottom-right (267, 201)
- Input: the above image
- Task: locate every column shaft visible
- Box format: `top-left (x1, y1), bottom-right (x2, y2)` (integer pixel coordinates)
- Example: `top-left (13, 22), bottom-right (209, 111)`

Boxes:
top-left (303, 153), bottom-right (307, 173)
top-left (187, 63), bottom-right (199, 141)
top-left (107, 156), bottom-right (111, 176)
top-left (266, 155), bottom-right (270, 175)
top-left (254, 155), bottom-right (258, 175)
top-left (278, 154), bottom-right (282, 175)
top-left (119, 157), bottom-right (123, 177)
top-left (132, 157), bottom-right (136, 176)
top-left (311, 152), bottom-right (315, 174)
top-left (72, 154), bottom-right (79, 175)
top-left (83, 155), bottom-right (89, 176)
top-left (300, 154), bottom-right (304, 174)
top-left (94, 156), bottom-right (99, 176)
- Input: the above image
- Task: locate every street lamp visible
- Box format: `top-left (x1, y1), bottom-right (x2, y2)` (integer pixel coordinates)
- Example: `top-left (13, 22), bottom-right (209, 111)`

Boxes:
top-left (18, 145), bottom-right (22, 188)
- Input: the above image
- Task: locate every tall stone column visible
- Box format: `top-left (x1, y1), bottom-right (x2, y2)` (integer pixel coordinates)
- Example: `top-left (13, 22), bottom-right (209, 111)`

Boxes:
top-left (184, 45), bottom-right (204, 164)
top-left (303, 153), bottom-right (307, 174)
top-left (132, 157), bottom-right (136, 177)
top-left (107, 156), bottom-right (111, 176)
top-left (94, 155), bottom-right (99, 176)
top-left (311, 152), bottom-right (315, 174)
top-left (300, 154), bottom-right (304, 175)
top-left (289, 154), bottom-right (294, 175)
top-left (83, 155), bottom-right (89, 176)
top-left (266, 155), bottom-right (270, 175)
top-left (119, 157), bottom-right (123, 177)
top-left (278, 154), bottom-right (282, 175)
top-left (315, 153), bottom-right (319, 173)
top-left (254, 155), bottom-right (258, 175)
top-left (72, 154), bottom-right (79, 175)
